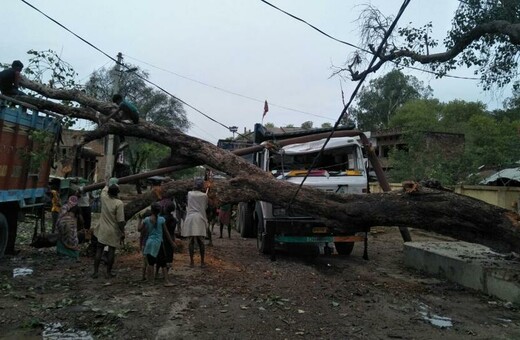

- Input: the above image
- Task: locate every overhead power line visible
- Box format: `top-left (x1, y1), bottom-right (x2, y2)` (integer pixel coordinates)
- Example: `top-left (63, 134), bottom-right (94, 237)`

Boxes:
top-left (123, 54), bottom-right (337, 121)
top-left (259, 0), bottom-right (480, 81)
top-left (287, 0), bottom-right (413, 206)
top-left (20, 0), bottom-right (242, 138)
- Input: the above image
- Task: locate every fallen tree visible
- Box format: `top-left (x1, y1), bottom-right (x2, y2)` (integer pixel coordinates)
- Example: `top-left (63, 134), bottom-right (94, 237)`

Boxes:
top-left (16, 78), bottom-right (520, 253)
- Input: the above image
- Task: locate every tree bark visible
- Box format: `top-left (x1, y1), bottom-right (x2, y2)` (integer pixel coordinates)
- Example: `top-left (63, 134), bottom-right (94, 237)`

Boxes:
top-left (11, 79), bottom-right (520, 253)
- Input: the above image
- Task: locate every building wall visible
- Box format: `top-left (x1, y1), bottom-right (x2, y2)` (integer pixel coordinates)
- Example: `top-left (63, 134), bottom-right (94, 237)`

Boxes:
top-left (454, 185), bottom-right (520, 212)
top-left (51, 129), bottom-right (105, 182)
top-left (370, 130), bottom-right (465, 170)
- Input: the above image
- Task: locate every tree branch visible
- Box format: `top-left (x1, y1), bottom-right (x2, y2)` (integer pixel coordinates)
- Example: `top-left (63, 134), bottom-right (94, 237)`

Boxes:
top-left (351, 21), bottom-right (520, 80)
top-left (20, 77), bottom-right (117, 115)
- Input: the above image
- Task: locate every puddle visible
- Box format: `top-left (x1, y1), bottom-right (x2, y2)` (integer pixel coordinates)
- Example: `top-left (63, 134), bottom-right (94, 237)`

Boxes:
top-left (13, 267), bottom-right (33, 278)
top-left (43, 323), bottom-right (93, 340)
top-left (418, 303), bottom-right (453, 328)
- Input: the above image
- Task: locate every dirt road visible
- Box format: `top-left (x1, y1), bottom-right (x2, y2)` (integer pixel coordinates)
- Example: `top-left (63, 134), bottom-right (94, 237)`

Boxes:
top-left (1, 223), bottom-right (519, 339)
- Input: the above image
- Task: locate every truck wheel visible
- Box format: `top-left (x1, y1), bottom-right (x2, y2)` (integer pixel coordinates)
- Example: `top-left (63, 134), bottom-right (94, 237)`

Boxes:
top-left (259, 230), bottom-right (273, 255)
top-left (257, 217), bottom-right (272, 254)
top-left (0, 213), bottom-right (8, 258)
top-left (239, 202), bottom-right (255, 238)
top-left (335, 242), bottom-right (354, 256)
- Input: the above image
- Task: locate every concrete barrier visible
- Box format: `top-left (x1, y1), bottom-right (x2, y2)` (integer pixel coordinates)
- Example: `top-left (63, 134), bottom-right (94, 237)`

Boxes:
top-left (404, 241), bottom-right (520, 303)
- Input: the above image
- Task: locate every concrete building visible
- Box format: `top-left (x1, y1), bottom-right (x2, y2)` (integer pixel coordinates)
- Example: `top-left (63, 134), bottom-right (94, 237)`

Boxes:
top-left (369, 128), bottom-right (465, 169)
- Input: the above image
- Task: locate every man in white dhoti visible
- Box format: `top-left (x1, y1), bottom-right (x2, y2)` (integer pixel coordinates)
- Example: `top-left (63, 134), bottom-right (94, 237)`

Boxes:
top-left (181, 178), bottom-right (208, 268)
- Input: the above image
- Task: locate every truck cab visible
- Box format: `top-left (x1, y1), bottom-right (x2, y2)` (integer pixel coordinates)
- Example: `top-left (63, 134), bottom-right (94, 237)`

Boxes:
top-left (236, 124), bottom-right (369, 257)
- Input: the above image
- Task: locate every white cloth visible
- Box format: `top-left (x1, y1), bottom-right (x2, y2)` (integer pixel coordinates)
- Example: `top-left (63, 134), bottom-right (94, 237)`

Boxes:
top-left (181, 190), bottom-right (208, 237)
top-left (77, 190), bottom-right (90, 207)
top-left (92, 186), bottom-right (125, 248)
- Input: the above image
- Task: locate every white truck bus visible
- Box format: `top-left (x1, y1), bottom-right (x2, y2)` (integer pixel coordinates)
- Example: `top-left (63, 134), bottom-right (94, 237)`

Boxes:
top-left (236, 124), bottom-right (372, 258)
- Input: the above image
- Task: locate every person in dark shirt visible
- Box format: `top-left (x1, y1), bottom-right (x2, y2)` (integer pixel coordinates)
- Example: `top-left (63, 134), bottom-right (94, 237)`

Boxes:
top-left (0, 60), bottom-right (25, 96)
top-left (109, 94), bottom-right (139, 124)
top-left (103, 94), bottom-right (140, 150)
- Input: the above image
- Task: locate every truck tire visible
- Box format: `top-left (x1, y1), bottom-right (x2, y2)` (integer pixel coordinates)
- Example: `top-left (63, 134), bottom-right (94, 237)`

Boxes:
top-left (335, 242), bottom-right (354, 256)
top-left (239, 202), bottom-right (255, 238)
top-left (0, 213), bottom-right (8, 258)
top-left (258, 222), bottom-right (273, 255)
top-left (256, 214), bottom-right (270, 254)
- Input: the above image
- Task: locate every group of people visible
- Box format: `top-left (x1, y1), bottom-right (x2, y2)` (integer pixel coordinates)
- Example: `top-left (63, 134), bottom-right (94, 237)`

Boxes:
top-left (53, 179), bottom-right (125, 280)
top-left (51, 174), bottom-right (230, 284)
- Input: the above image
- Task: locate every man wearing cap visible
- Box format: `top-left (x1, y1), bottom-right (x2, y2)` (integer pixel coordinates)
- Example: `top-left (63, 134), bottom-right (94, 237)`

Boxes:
top-left (91, 178), bottom-right (126, 279)
top-left (0, 60), bottom-right (25, 96)
top-left (182, 178), bottom-right (209, 268)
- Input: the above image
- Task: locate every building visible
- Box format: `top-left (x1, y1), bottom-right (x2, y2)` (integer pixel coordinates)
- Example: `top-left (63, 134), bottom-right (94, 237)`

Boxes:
top-left (369, 128), bottom-right (465, 169)
top-left (52, 129), bottom-right (104, 182)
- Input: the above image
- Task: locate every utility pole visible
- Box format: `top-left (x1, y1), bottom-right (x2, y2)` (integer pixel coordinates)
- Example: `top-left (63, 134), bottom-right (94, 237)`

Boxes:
top-left (104, 52), bottom-right (123, 179)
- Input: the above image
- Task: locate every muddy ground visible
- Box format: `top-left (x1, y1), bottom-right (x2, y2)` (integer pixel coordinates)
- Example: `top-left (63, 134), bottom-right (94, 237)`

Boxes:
top-left (0, 216), bottom-right (519, 340)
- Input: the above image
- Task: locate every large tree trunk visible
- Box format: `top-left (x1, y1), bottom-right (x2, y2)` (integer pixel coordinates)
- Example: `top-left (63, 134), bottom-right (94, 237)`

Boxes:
top-left (13, 79), bottom-right (520, 253)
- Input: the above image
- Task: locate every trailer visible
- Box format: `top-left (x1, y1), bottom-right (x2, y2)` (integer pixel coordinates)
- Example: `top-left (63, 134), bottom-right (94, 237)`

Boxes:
top-left (0, 95), bottom-right (60, 257)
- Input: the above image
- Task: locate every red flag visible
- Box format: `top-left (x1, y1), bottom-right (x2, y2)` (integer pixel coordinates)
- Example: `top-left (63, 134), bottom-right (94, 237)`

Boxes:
top-left (263, 100), bottom-right (269, 118)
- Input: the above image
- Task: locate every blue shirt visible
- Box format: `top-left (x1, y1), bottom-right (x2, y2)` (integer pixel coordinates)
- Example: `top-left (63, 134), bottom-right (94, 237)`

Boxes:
top-left (143, 216), bottom-right (165, 257)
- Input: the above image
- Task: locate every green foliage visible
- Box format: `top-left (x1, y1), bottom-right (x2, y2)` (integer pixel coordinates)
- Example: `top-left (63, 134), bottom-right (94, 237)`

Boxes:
top-left (353, 70), bottom-right (432, 130)
top-left (8, 49), bottom-right (80, 126)
top-left (85, 65), bottom-right (189, 131)
top-left (397, 0), bottom-right (520, 89)
top-left (300, 121), bottom-right (313, 129)
top-left (388, 132), bottom-right (468, 185)
top-left (126, 141), bottom-right (170, 174)
top-left (19, 130), bottom-right (54, 173)
top-left (465, 114), bottom-right (520, 168)
top-left (264, 122), bottom-right (275, 128)
top-left (24, 49), bottom-right (79, 90)
top-left (389, 99), bottom-right (442, 130)
top-left (321, 122), bottom-right (332, 129)
top-left (387, 99), bottom-right (520, 185)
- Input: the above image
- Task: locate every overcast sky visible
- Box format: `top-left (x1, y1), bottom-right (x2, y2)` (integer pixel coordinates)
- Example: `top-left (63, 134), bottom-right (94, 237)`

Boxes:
top-left (3, 0), bottom-right (511, 144)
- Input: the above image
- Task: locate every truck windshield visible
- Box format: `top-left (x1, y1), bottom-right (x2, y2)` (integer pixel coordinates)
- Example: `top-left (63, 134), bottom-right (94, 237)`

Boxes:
top-left (269, 145), bottom-right (364, 177)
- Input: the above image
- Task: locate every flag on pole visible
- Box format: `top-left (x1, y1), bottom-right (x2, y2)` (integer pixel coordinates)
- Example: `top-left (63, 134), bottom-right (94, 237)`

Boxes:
top-left (263, 100), bottom-right (269, 118)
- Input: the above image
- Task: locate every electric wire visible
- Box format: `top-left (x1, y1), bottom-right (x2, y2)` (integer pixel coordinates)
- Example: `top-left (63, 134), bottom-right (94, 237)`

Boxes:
top-left (286, 0), bottom-right (413, 209)
top-left (20, 0), bottom-right (245, 139)
top-left (123, 54), bottom-right (337, 121)
top-left (259, 0), bottom-right (480, 81)
top-left (77, 60), bottom-right (112, 83)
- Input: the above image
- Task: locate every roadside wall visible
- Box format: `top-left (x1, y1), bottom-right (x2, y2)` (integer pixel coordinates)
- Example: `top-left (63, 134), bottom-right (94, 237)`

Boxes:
top-left (369, 183), bottom-right (520, 212)
top-left (454, 185), bottom-right (520, 213)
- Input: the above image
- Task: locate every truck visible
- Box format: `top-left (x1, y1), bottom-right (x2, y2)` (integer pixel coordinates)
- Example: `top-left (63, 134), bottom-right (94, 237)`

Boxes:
top-left (0, 95), bottom-right (61, 257)
top-left (235, 123), bottom-right (406, 259)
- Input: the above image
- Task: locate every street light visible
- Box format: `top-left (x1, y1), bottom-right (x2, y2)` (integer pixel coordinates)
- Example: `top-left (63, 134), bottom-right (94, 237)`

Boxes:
top-left (229, 126), bottom-right (238, 139)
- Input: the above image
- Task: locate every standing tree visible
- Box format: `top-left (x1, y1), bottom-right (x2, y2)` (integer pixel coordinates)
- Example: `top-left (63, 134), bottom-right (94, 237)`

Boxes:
top-left (300, 121), bottom-right (314, 129)
top-left (85, 65), bottom-right (189, 130)
top-left (350, 70), bottom-right (431, 130)
top-left (85, 64), bottom-right (190, 183)
top-left (344, 1), bottom-right (520, 90)
top-left (387, 98), bottom-right (520, 184)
